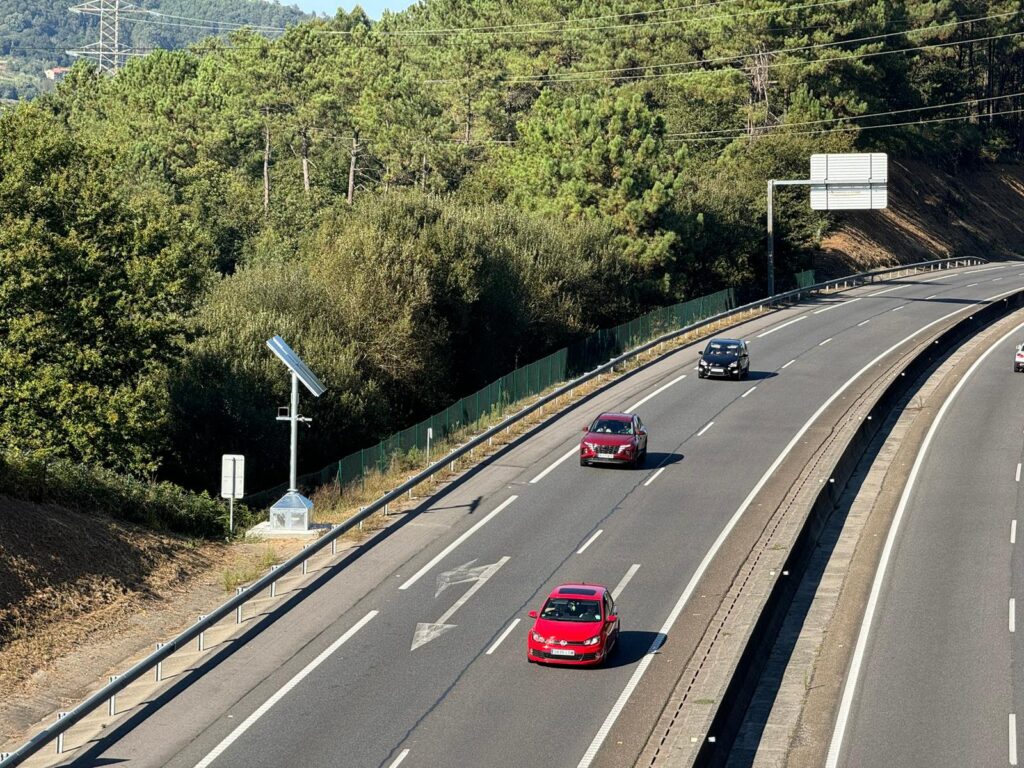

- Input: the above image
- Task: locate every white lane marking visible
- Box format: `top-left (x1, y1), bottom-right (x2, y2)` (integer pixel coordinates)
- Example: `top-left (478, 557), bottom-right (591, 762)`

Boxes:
top-left (867, 284), bottom-right (906, 297)
top-left (813, 297), bottom-right (863, 315)
top-left (584, 299), bottom-right (1013, 768)
top-left (921, 274), bottom-right (952, 283)
top-left (697, 421), bottom-right (714, 437)
top-left (1012, 714), bottom-right (1019, 766)
top-left (611, 564), bottom-right (641, 601)
top-left (966, 265), bottom-right (1005, 274)
top-left (577, 530), bottom-right (603, 554)
top-left (994, 277), bottom-right (1004, 281)
top-left (892, 305), bottom-right (905, 312)
top-left (1013, 520), bottom-right (1017, 545)
top-left (967, 282), bottom-right (979, 287)
top-left (1011, 599), bottom-right (1016, 633)
top-left (857, 319), bottom-right (871, 327)
top-left (757, 315), bottom-right (807, 338)
top-left (192, 610), bottom-right (378, 768)
top-left (486, 618), bottom-right (521, 655)
top-left (1017, 463), bottom-right (1021, 483)
top-left (825, 315), bottom-right (1024, 768)
top-left (411, 557), bottom-right (510, 650)
top-left (531, 446), bottom-right (579, 484)
top-left (988, 291), bottom-right (1016, 301)
top-left (742, 386), bottom-right (758, 398)
top-left (388, 750), bottom-right (410, 768)
top-left (781, 359), bottom-right (796, 369)
top-left (399, 497), bottom-right (517, 590)
top-left (819, 337), bottom-right (833, 346)
top-left (644, 467), bottom-right (666, 487)
top-left (924, 294), bottom-right (938, 300)
top-left (626, 373), bottom-right (687, 412)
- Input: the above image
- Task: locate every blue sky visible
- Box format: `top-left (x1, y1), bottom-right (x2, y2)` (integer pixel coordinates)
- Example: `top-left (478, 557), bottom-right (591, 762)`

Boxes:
top-left (294, 1), bottom-right (417, 18)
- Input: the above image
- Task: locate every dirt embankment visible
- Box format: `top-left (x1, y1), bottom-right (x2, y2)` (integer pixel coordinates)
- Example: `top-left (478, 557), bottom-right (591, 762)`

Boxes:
top-left (815, 158), bottom-right (1024, 275)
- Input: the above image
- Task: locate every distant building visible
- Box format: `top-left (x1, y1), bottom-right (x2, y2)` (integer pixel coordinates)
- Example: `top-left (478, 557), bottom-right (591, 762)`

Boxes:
top-left (44, 67), bottom-right (72, 81)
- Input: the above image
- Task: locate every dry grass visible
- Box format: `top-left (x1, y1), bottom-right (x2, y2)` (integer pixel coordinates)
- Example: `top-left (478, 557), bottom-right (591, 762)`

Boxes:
top-left (308, 307), bottom-right (771, 535)
top-left (220, 545), bottom-right (279, 592)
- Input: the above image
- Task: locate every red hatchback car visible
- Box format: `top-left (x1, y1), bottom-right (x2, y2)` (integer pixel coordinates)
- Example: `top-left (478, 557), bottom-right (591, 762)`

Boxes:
top-left (579, 412), bottom-right (648, 468)
top-left (526, 583), bottom-right (620, 666)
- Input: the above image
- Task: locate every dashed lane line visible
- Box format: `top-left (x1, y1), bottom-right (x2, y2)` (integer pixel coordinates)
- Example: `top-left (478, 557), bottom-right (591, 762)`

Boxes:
top-left (486, 619), bottom-right (520, 656)
top-left (577, 530), bottom-right (603, 554)
top-left (757, 315), bottom-right (807, 338)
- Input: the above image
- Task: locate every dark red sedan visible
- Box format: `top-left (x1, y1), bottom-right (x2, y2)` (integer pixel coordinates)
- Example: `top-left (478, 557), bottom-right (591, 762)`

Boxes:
top-left (579, 411), bottom-right (648, 468)
top-left (527, 583), bottom-right (620, 666)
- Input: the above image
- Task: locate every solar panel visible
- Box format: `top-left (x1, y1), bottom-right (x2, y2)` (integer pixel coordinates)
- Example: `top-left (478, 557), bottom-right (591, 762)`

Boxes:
top-left (266, 336), bottom-right (326, 397)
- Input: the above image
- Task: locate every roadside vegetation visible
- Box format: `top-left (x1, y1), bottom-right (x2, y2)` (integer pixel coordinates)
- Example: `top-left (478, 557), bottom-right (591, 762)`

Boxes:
top-left (1, 0), bottom-right (1021, 534)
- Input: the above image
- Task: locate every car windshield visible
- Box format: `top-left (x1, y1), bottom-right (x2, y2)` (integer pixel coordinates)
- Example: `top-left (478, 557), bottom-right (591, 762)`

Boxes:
top-left (541, 598), bottom-right (603, 622)
top-left (706, 342), bottom-right (740, 354)
top-left (590, 419), bottom-right (633, 435)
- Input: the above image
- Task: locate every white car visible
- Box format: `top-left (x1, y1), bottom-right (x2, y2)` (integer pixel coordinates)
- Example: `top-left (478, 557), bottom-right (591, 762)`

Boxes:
top-left (1015, 343), bottom-right (1024, 372)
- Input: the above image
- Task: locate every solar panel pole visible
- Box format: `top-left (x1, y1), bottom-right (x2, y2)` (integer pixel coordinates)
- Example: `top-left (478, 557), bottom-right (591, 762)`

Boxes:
top-left (289, 371), bottom-right (299, 492)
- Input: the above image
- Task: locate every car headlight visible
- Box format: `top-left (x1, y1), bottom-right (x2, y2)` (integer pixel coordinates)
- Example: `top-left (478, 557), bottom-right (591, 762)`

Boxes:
top-left (583, 635), bottom-right (601, 646)
top-left (618, 444), bottom-right (632, 453)
top-left (532, 631), bottom-right (548, 643)
top-left (728, 361), bottom-right (738, 368)
top-left (699, 359), bottom-right (708, 367)
top-left (583, 442), bottom-right (597, 451)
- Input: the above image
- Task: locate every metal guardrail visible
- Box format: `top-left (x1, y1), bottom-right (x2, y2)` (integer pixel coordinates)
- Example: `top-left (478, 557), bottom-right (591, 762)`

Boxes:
top-left (0, 255), bottom-right (987, 767)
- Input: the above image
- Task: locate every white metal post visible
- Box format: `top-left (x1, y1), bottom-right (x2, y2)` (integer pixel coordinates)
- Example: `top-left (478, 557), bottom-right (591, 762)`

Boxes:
top-left (766, 180), bottom-right (775, 298)
top-left (289, 372), bottom-right (299, 492)
top-left (229, 458), bottom-right (236, 535)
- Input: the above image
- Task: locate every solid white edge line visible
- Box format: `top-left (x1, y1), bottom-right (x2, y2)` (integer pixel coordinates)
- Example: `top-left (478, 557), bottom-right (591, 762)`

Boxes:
top-left (781, 359), bottom-right (796, 369)
top-left (486, 618), bottom-right (521, 656)
top-left (1017, 463), bottom-right (1021, 483)
top-left (966, 265), bottom-right (1006, 274)
top-left (611, 564), bottom-right (641, 601)
top-left (1012, 599), bottom-right (1016, 633)
top-left (579, 295), bottom-right (1021, 768)
top-left (644, 467), bottom-right (666, 487)
top-left (824, 314), bottom-right (1024, 768)
top-left (1012, 519), bottom-right (1017, 545)
top-left (627, 373), bottom-right (688, 413)
top-left (866, 284), bottom-right (906, 297)
top-left (756, 315), bottom-right (806, 338)
top-left (1012, 713), bottom-right (1019, 766)
top-left (398, 496), bottom-right (518, 590)
top-left (697, 421), bottom-right (714, 437)
top-left (388, 749), bottom-right (411, 768)
top-left (192, 610), bottom-right (379, 768)
top-left (742, 386), bottom-right (758, 398)
top-left (577, 529), bottom-right (604, 554)
top-left (814, 297), bottom-right (863, 315)
top-left (531, 446), bottom-right (580, 484)
top-left (819, 337), bottom-right (833, 346)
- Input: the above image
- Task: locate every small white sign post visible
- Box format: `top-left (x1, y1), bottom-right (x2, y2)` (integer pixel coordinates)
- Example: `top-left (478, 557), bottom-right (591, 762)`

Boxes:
top-left (767, 153), bottom-right (888, 296)
top-left (220, 454), bottom-right (245, 534)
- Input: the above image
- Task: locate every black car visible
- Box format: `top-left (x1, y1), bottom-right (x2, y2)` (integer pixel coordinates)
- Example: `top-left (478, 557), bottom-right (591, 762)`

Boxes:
top-left (698, 338), bottom-right (750, 380)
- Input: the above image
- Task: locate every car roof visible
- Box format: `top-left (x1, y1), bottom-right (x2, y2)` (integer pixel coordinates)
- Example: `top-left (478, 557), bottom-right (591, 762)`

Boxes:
top-left (595, 412), bottom-right (633, 421)
top-left (708, 338), bottom-right (743, 344)
top-left (548, 583), bottom-right (607, 598)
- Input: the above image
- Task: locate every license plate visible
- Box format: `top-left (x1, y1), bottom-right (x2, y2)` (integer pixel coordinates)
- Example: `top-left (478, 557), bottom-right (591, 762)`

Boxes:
top-left (598, 453), bottom-right (616, 459)
top-left (711, 368), bottom-right (724, 373)
top-left (550, 648), bottom-right (575, 657)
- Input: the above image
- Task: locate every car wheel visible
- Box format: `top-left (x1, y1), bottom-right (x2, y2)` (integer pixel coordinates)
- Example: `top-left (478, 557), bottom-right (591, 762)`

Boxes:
top-left (580, 458), bottom-right (588, 467)
top-left (698, 370), bottom-right (705, 379)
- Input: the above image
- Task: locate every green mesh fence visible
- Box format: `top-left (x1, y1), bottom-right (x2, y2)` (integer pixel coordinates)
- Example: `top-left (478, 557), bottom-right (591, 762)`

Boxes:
top-left (795, 269), bottom-right (816, 289)
top-left (253, 287), bottom-right (736, 504)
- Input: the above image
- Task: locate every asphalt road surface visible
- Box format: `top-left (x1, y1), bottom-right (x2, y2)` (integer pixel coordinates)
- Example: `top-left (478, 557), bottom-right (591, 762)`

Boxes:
top-left (829, 306), bottom-right (1024, 768)
top-left (60, 263), bottom-right (1024, 768)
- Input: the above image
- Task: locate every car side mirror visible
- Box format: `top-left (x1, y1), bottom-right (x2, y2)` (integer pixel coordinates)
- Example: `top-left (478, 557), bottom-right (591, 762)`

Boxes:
top-left (582, 425), bottom-right (590, 432)
top-left (638, 429), bottom-right (647, 436)
top-left (529, 610), bottom-right (538, 619)
top-left (606, 614), bottom-right (618, 623)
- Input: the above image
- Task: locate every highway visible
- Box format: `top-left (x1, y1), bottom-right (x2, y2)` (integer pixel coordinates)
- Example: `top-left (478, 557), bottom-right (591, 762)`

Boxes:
top-left (59, 263), bottom-right (1024, 768)
top-left (828, 309), bottom-right (1024, 768)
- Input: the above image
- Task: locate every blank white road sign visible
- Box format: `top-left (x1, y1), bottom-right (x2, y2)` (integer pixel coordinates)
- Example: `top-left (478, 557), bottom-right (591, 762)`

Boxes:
top-left (221, 454), bottom-right (245, 499)
top-left (810, 153), bottom-right (887, 210)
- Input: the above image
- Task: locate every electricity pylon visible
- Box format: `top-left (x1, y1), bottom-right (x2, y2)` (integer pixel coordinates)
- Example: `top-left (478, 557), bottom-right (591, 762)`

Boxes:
top-left (67, 0), bottom-right (140, 72)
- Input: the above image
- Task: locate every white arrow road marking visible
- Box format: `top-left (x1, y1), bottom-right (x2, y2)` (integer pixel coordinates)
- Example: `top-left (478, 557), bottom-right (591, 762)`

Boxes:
top-left (399, 496), bottom-right (517, 590)
top-left (411, 557), bottom-right (510, 650)
top-left (192, 610), bottom-right (378, 768)
top-left (434, 559), bottom-right (493, 598)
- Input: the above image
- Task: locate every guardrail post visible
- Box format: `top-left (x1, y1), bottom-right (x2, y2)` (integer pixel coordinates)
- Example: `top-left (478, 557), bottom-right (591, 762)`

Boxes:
top-left (107, 675), bottom-right (120, 716)
top-left (358, 507), bottom-right (365, 531)
top-left (269, 565), bottom-right (280, 597)
top-left (55, 712), bottom-right (69, 754)
top-left (197, 616), bottom-right (208, 651)
top-left (331, 531), bottom-right (338, 555)
top-left (155, 642), bottom-right (167, 681)
top-left (235, 587), bottom-right (245, 623)
top-left (302, 543), bottom-right (310, 575)
top-left (1, 752), bottom-right (11, 760)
